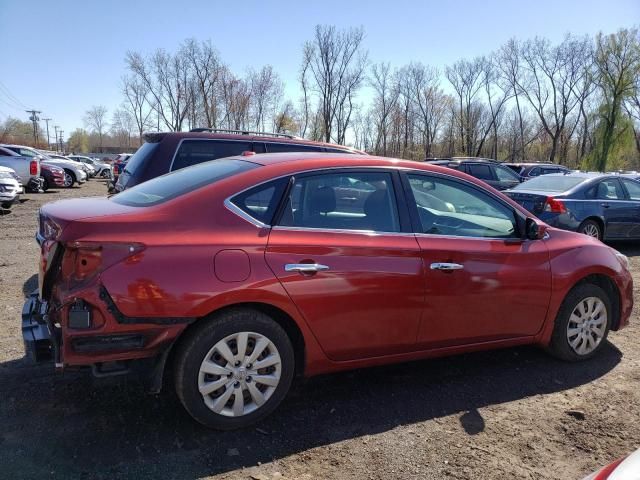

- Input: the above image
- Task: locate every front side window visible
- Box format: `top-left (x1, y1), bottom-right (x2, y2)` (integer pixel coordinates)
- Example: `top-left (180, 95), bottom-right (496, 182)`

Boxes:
top-left (467, 164), bottom-right (493, 180)
top-left (172, 140), bottom-right (252, 171)
top-left (278, 171), bottom-right (400, 232)
top-left (621, 179), bottom-right (640, 200)
top-left (407, 173), bottom-right (517, 238)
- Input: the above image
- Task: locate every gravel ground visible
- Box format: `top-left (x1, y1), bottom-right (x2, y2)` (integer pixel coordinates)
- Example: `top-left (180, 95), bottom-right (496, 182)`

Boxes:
top-left (1, 179), bottom-right (639, 480)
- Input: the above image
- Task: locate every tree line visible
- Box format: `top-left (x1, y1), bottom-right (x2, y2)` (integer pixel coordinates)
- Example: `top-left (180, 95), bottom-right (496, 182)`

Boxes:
top-left (5, 25), bottom-right (637, 170)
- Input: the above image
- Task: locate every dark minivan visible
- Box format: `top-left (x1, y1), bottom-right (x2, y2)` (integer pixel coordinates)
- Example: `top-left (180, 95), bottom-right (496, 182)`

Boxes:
top-left (114, 129), bottom-right (362, 193)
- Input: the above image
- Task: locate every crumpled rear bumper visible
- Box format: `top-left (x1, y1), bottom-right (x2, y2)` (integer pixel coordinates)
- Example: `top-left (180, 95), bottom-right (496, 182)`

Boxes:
top-left (21, 290), bottom-right (58, 364)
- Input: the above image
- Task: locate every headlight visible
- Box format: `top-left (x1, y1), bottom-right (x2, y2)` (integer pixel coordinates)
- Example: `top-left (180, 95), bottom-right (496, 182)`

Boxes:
top-left (614, 251), bottom-right (629, 269)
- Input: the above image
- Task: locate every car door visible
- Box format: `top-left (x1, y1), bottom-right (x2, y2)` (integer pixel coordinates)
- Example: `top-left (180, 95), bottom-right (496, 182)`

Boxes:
top-left (619, 179), bottom-right (640, 238)
top-left (590, 178), bottom-right (630, 239)
top-left (494, 164), bottom-right (521, 189)
top-left (265, 169), bottom-right (424, 361)
top-left (402, 171), bottom-right (552, 348)
top-left (465, 163), bottom-right (499, 189)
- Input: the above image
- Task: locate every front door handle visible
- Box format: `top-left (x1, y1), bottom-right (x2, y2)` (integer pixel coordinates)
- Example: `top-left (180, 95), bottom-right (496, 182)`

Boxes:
top-left (285, 263), bottom-right (330, 274)
top-left (430, 262), bottom-right (464, 271)
top-left (601, 203), bottom-right (610, 208)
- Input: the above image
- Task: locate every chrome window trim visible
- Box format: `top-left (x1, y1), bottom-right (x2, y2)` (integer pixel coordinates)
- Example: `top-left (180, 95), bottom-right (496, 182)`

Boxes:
top-left (169, 138), bottom-right (255, 172)
top-left (223, 165), bottom-right (530, 241)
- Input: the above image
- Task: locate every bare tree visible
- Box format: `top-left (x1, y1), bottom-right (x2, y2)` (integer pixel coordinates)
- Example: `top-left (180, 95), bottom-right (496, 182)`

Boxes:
top-left (83, 105), bottom-right (108, 152)
top-left (122, 75), bottom-right (153, 140)
top-left (110, 108), bottom-right (135, 148)
top-left (302, 25), bottom-right (368, 143)
top-left (370, 62), bottom-right (399, 155)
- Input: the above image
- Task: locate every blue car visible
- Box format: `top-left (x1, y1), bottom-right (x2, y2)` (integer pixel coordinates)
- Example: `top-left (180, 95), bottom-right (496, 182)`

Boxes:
top-left (505, 173), bottom-right (640, 241)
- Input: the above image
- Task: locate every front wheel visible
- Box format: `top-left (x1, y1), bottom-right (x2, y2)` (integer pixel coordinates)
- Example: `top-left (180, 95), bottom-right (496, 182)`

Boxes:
top-left (63, 170), bottom-right (76, 188)
top-left (174, 309), bottom-right (295, 430)
top-left (548, 283), bottom-right (611, 361)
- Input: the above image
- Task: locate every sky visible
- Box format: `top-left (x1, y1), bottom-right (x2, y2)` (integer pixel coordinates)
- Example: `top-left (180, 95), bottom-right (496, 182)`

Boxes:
top-left (0, 0), bottom-right (638, 142)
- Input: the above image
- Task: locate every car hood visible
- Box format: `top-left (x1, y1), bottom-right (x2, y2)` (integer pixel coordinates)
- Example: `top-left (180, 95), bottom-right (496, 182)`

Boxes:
top-left (43, 159), bottom-right (81, 169)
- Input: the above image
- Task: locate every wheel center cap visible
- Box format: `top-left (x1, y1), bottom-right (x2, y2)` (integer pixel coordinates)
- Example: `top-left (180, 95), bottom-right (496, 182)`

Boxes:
top-left (234, 366), bottom-right (247, 381)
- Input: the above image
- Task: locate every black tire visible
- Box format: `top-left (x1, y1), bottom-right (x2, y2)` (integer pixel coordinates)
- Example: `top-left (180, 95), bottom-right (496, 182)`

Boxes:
top-left (41, 177), bottom-right (49, 191)
top-left (174, 308), bottom-right (295, 430)
top-left (63, 170), bottom-right (76, 188)
top-left (548, 283), bottom-right (612, 362)
top-left (578, 219), bottom-right (602, 241)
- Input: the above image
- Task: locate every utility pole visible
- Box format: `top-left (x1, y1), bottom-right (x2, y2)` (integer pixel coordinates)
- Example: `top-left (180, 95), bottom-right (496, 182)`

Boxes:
top-left (58, 130), bottom-right (64, 153)
top-left (53, 126), bottom-right (60, 152)
top-left (25, 109), bottom-right (42, 146)
top-left (43, 118), bottom-right (52, 150)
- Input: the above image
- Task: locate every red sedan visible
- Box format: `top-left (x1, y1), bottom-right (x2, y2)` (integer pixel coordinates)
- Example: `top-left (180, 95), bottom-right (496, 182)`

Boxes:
top-left (24, 153), bottom-right (633, 429)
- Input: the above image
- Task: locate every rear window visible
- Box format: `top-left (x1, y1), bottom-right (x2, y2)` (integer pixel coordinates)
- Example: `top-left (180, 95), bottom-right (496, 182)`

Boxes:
top-left (513, 175), bottom-right (585, 192)
top-left (112, 159), bottom-right (259, 207)
top-left (123, 142), bottom-right (159, 175)
top-left (467, 164), bottom-right (493, 180)
top-left (171, 140), bottom-right (252, 171)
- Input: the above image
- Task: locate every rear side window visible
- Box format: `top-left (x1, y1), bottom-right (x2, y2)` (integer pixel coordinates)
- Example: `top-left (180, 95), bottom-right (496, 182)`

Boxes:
top-left (112, 159), bottom-right (259, 207)
top-left (172, 140), bottom-right (252, 171)
top-left (495, 166), bottom-right (519, 182)
top-left (265, 143), bottom-right (323, 153)
top-left (467, 164), bottom-right (493, 180)
top-left (230, 178), bottom-right (288, 225)
top-left (324, 147), bottom-right (353, 154)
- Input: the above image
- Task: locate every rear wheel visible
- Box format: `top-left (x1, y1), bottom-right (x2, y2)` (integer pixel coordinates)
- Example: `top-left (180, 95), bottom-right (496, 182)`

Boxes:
top-left (41, 177), bottom-right (49, 191)
top-left (174, 309), bottom-right (295, 430)
top-left (578, 219), bottom-right (602, 240)
top-left (548, 283), bottom-right (611, 361)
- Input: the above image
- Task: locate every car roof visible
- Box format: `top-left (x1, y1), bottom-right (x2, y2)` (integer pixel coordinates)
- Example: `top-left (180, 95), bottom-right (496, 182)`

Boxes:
top-left (145, 131), bottom-right (365, 154)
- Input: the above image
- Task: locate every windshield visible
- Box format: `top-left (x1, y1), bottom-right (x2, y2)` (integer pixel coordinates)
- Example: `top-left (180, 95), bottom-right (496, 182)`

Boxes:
top-left (512, 175), bottom-right (585, 193)
top-left (111, 158), bottom-right (259, 207)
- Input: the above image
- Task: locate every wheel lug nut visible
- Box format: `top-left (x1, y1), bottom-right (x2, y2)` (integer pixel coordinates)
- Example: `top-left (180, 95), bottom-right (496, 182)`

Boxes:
top-left (235, 361), bottom-right (241, 367)
top-left (246, 376), bottom-right (252, 382)
top-left (234, 381), bottom-right (240, 388)
top-left (246, 364), bottom-right (252, 369)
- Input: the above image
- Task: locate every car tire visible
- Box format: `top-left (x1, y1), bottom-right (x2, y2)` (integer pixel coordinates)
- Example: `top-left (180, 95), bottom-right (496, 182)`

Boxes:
top-left (63, 170), bottom-right (76, 188)
top-left (174, 308), bottom-right (295, 430)
top-left (548, 283), bottom-right (612, 362)
top-left (41, 178), bottom-right (49, 191)
top-left (578, 219), bottom-right (602, 240)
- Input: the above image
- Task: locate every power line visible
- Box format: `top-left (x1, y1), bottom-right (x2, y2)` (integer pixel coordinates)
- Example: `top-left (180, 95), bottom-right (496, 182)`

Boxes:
top-left (0, 81), bottom-right (27, 109)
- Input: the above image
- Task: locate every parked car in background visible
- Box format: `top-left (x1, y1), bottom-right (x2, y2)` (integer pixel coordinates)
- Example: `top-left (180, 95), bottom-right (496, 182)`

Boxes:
top-left (67, 155), bottom-right (112, 178)
top-left (582, 447), bottom-right (640, 479)
top-left (24, 153), bottom-right (632, 429)
top-left (111, 129), bottom-right (361, 193)
top-left (47, 154), bottom-right (95, 178)
top-left (39, 163), bottom-right (66, 191)
top-left (426, 157), bottom-right (521, 191)
top-left (0, 165), bottom-right (23, 209)
top-left (0, 144), bottom-right (43, 192)
top-left (504, 162), bottom-right (571, 181)
top-left (505, 172), bottom-right (640, 240)
top-left (40, 156), bottom-right (87, 188)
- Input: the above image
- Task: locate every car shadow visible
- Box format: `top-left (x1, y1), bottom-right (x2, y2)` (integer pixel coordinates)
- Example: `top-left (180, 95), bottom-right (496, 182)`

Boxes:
top-left (610, 241), bottom-right (640, 258)
top-left (0, 341), bottom-right (622, 479)
top-left (22, 273), bottom-right (38, 297)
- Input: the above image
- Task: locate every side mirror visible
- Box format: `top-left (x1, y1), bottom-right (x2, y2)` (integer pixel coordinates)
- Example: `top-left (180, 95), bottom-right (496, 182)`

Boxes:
top-left (422, 180), bottom-right (436, 191)
top-left (525, 217), bottom-right (546, 240)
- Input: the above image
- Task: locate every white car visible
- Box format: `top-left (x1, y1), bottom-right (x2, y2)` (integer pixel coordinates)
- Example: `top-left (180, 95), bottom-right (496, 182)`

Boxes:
top-left (0, 165), bottom-right (23, 209)
top-left (583, 448), bottom-right (640, 479)
top-left (67, 155), bottom-right (112, 178)
top-left (42, 158), bottom-right (87, 187)
top-left (47, 153), bottom-right (95, 178)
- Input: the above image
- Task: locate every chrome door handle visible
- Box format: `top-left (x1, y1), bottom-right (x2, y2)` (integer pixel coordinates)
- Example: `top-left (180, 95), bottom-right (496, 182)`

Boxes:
top-left (430, 262), bottom-right (464, 271)
top-left (285, 263), bottom-right (330, 273)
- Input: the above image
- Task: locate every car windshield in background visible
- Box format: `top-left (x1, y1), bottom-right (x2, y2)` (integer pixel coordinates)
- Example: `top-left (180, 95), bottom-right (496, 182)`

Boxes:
top-left (512, 175), bottom-right (585, 192)
top-left (111, 159), bottom-right (259, 207)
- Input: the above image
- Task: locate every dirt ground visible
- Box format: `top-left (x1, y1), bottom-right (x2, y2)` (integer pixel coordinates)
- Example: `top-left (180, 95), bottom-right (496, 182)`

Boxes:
top-left (1, 179), bottom-right (639, 480)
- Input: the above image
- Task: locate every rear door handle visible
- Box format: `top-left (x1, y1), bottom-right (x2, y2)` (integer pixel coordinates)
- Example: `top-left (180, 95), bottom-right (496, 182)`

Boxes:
top-left (601, 203), bottom-right (610, 208)
top-left (430, 262), bottom-right (464, 271)
top-left (285, 263), bottom-right (330, 274)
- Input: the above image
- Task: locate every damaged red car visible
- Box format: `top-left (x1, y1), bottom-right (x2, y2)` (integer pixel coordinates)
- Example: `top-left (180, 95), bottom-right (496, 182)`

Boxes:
top-left (23, 153), bottom-right (633, 429)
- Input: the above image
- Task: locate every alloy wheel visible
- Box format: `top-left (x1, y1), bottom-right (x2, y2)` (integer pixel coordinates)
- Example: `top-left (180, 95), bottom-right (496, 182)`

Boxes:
top-left (581, 223), bottom-right (600, 238)
top-left (63, 172), bottom-right (73, 187)
top-left (566, 296), bottom-right (607, 355)
top-left (198, 331), bottom-right (282, 417)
